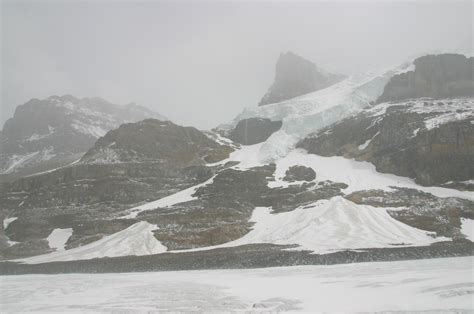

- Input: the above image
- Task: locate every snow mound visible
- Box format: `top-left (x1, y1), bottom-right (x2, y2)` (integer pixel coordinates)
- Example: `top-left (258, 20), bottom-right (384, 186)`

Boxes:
top-left (216, 196), bottom-right (448, 254)
top-left (17, 222), bottom-right (166, 264)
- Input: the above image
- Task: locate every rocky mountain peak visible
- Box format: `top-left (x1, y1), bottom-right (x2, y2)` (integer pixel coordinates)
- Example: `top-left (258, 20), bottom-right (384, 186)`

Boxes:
top-left (0, 96), bottom-right (166, 177)
top-left (258, 51), bottom-right (345, 106)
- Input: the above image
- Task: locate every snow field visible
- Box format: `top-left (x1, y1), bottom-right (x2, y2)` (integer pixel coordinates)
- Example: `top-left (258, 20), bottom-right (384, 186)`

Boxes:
top-left (1, 256), bottom-right (472, 312)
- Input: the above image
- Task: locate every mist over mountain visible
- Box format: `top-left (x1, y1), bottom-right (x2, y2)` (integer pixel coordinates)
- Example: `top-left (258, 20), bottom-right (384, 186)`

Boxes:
top-left (1, 1), bottom-right (473, 312)
top-left (2, 1), bottom-right (471, 130)
top-left (259, 52), bottom-right (345, 106)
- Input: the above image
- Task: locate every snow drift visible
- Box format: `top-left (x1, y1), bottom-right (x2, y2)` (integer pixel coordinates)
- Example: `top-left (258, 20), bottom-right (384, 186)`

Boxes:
top-left (18, 221), bottom-right (166, 264)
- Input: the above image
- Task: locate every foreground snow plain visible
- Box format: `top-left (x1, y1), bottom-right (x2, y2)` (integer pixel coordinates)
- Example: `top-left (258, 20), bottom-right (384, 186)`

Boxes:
top-left (1, 256), bottom-right (472, 312)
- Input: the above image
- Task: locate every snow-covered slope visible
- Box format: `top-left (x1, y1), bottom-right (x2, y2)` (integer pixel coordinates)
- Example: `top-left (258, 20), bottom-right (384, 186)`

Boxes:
top-left (18, 222), bottom-right (166, 264)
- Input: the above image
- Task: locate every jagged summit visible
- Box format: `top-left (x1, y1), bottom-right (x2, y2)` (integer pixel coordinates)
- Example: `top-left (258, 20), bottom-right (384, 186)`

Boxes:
top-left (258, 51), bottom-right (345, 106)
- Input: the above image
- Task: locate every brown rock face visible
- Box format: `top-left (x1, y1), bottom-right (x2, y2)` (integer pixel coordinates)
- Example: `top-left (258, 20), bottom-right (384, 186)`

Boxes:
top-left (81, 119), bottom-right (231, 166)
top-left (259, 52), bottom-right (345, 106)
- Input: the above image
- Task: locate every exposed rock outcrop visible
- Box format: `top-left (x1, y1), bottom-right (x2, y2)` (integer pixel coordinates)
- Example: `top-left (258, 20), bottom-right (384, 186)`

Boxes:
top-left (229, 118), bottom-right (282, 145)
top-left (259, 52), bottom-right (345, 106)
top-left (283, 165), bottom-right (316, 182)
top-left (377, 54), bottom-right (474, 104)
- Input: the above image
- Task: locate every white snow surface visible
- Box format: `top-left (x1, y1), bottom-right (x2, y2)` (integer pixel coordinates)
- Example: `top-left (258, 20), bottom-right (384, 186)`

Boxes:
top-left (179, 196), bottom-right (448, 254)
top-left (47, 228), bottom-right (73, 251)
top-left (3, 217), bottom-right (18, 229)
top-left (121, 176), bottom-right (215, 219)
top-left (1, 256), bottom-right (472, 312)
top-left (460, 218), bottom-right (474, 241)
top-left (17, 221), bottom-right (166, 264)
top-left (358, 131), bottom-right (380, 150)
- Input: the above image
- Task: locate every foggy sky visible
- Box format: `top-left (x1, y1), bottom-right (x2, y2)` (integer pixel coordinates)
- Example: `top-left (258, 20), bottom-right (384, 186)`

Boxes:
top-left (1, 0), bottom-right (472, 130)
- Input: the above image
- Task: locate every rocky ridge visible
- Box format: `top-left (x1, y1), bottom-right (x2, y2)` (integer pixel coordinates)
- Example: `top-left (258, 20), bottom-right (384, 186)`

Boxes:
top-left (0, 95), bottom-right (166, 178)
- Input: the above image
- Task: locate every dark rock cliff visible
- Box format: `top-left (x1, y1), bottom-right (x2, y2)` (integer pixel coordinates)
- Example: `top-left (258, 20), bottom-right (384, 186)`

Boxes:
top-left (377, 54), bottom-right (474, 103)
top-left (259, 52), bottom-right (344, 106)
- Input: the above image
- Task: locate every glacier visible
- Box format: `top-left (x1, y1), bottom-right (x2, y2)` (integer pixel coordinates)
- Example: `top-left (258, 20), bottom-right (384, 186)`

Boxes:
top-left (220, 63), bottom-right (414, 163)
